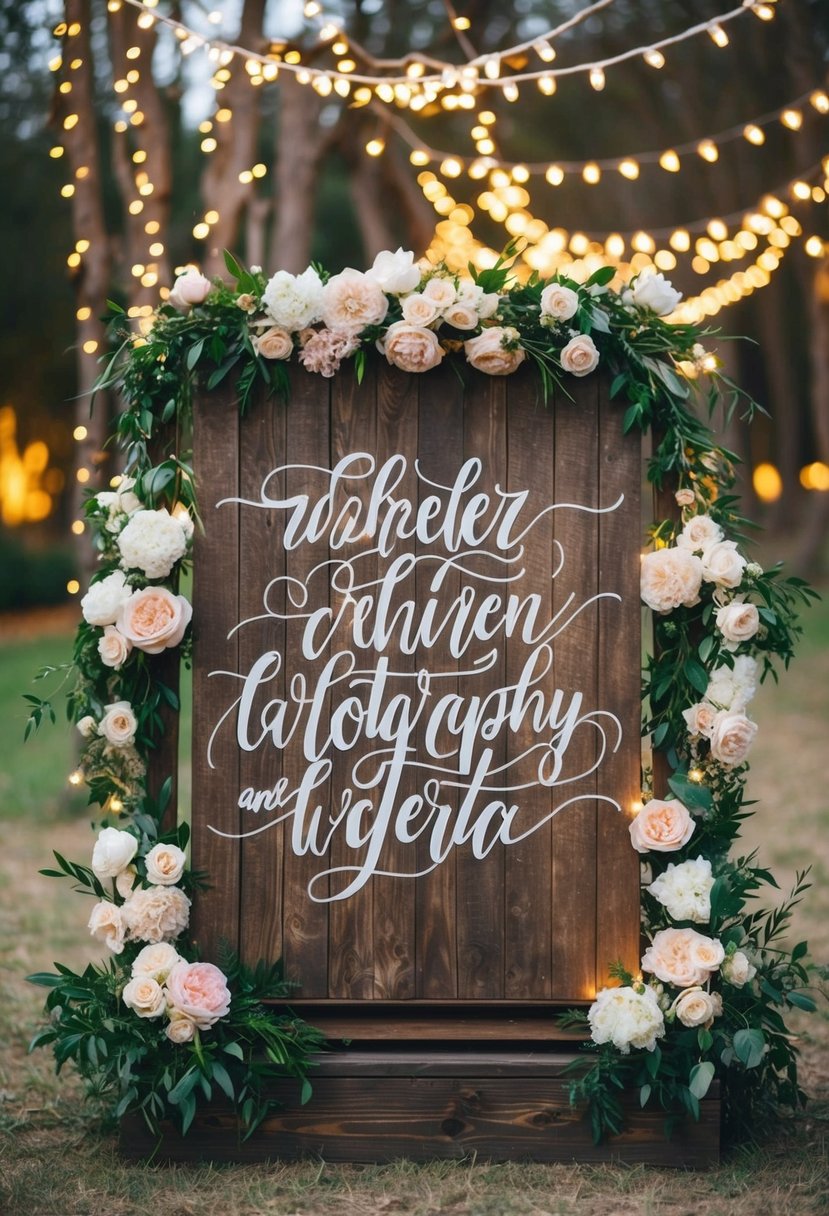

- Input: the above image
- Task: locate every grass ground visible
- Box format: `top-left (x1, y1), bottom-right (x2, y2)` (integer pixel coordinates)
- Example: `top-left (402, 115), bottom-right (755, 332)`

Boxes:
top-left (1, 596), bottom-right (827, 1216)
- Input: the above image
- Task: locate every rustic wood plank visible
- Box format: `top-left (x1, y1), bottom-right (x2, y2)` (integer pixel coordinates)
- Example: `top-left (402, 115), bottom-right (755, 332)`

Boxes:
top-left (456, 374), bottom-right (507, 1000)
top-left (280, 366), bottom-right (333, 996)
top-left (191, 390), bottom-right (240, 961)
top-left (371, 366), bottom-right (418, 998)
top-left (504, 369), bottom-right (554, 999)
top-left (550, 376), bottom-right (600, 1000)
top-left (237, 390), bottom-right (286, 967)
top-left (273, 1015), bottom-right (586, 1041)
top-left (327, 362), bottom-right (377, 998)
top-left (596, 392), bottom-right (643, 986)
top-left (414, 363), bottom-right (464, 999)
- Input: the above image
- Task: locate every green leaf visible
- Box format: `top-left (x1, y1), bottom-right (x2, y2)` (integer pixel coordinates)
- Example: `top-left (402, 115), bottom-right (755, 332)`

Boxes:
top-left (788, 991), bottom-right (817, 1012)
top-left (223, 250), bottom-right (245, 281)
top-left (300, 1077), bottom-right (313, 1105)
top-left (689, 1061), bottom-right (715, 1100)
top-left (586, 265), bottom-right (615, 287)
top-left (733, 1028), bottom-right (766, 1069)
top-left (223, 1041), bottom-right (244, 1060)
top-left (697, 1028), bottom-right (713, 1052)
top-left (186, 338), bottom-right (206, 372)
top-left (684, 657), bottom-right (709, 695)
top-left (210, 1059), bottom-right (235, 1101)
top-left (639, 1083), bottom-right (651, 1108)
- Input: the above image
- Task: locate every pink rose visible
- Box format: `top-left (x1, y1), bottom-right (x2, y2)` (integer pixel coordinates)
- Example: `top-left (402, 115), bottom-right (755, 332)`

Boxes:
top-left (641, 927), bottom-right (723, 988)
top-left (381, 322), bottom-right (444, 373)
top-left (629, 798), bottom-right (695, 853)
top-left (165, 961), bottom-right (231, 1029)
top-left (168, 267), bottom-right (212, 312)
top-left (709, 710), bottom-right (757, 766)
top-left (640, 547), bottom-right (703, 613)
top-left (559, 333), bottom-right (599, 377)
top-left (321, 269), bottom-right (388, 334)
top-left (464, 327), bottom-right (525, 376)
top-left (117, 587), bottom-right (192, 655)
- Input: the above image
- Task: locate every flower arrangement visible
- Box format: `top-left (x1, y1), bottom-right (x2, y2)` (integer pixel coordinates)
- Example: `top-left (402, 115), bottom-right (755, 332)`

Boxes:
top-left (26, 246), bottom-right (818, 1147)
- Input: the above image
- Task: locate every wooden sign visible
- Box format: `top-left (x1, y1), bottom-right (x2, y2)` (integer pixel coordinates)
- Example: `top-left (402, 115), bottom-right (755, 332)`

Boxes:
top-left (190, 362), bottom-right (641, 1027)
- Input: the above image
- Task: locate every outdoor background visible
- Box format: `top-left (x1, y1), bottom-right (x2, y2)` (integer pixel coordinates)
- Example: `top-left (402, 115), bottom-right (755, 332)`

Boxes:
top-left (1, 1), bottom-right (828, 1213)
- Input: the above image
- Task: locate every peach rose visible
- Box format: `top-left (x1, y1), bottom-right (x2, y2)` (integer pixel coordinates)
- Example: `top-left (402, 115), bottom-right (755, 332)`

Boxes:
top-left (688, 934), bottom-right (725, 972)
top-left (641, 927), bottom-right (722, 988)
top-left (709, 710), bottom-right (757, 766)
top-left (682, 701), bottom-right (717, 739)
top-left (700, 539), bottom-right (746, 588)
top-left (629, 798), bottom-right (695, 853)
top-left (320, 269), bottom-right (388, 334)
top-left (97, 625), bottom-right (132, 670)
top-left (559, 333), bottom-right (599, 377)
top-left (464, 327), bottom-right (525, 375)
top-left (381, 322), bottom-right (444, 373)
top-left (253, 326), bottom-right (293, 360)
top-left (98, 700), bottom-right (137, 747)
top-left (165, 1011), bottom-right (198, 1043)
top-left (640, 547), bottom-right (703, 613)
top-left (673, 987), bottom-right (720, 1028)
top-left (400, 293), bottom-right (439, 327)
top-left (117, 587), bottom-right (192, 655)
top-left (144, 842), bottom-right (186, 886)
top-left (165, 961), bottom-right (231, 1029)
top-left (715, 601), bottom-right (759, 647)
top-left (442, 302), bottom-right (479, 330)
top-left (122, 975), bottom-right (166, 1019)
top-left (88, 901), bottom-right (126, 954)
top-left (675, 488), bottom-right (696, 508)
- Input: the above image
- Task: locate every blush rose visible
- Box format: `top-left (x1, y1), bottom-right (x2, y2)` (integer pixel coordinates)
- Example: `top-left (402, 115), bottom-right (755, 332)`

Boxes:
top-left (629, 798), bottom-right (695, 853)
top-left (117, 587), bottom-right (192, 655)
top-left (165, 961), bottom-right (231, 1029)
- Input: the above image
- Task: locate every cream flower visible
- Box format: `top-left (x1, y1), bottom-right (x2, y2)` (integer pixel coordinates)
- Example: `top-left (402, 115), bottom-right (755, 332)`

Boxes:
top-left (144, 842), bottom-right (187, 887)
top-left (700, 539), bottom-right (746, 589)
top-left (442, 302), bottom-right (479, 330)
top-left (629, 798), bottom-right (695, 853)
top-left (709, 710), bottom-right (757, 766)
top-left (117, 587), bottom-right (192, 654)
top-left (464, 327), bottom-right (525, 376)
top-left (122, 975), bottom-right (167, 1019)
top-left (380, 322), bottom-right (444, 373)
top-left (421, 276), bottom-right (457, 309)
top-left (682, 701), bottom-right (717, 739)
top-left (540, 283), bottom-right (579, 322)
top-left (88, 901), bottom-right (126, 953)
top-left (76, 714), bottom-right (97, 739)
top-left (626, 267), bottom-right (682, 315)
top-left (320, 269), bottom-right (388, 334)
top-left (673, 987), bottom-right (720, 1028)
top-left (640, 547), bottom-right (703, 613)
top-left (165, 961), bottom-right (232, 1029)
top-left (166, 1011), bottom-right (198, 1043)
top-left (97, 625), bottom-right (132, 670)
top-left (400, 293), bottom-right (439, 327)
top-left (365, 247), bottom-right (421, 294)
top-left (641, 927), bottom-right (723, 988)
top-left (253, 326), bottom-right (293, 360)
top-left (721, 950), bottom-right (757, 987)
top-left (98, 700), bottom-right (138, 748)
top-left (131, 941), bottom-right (181, 982)
top-left (705, 656), bottom-right (758, 711)
top-left (715, 601), bottom-right (760, 648)
top-left (559, 334), bottom-right (599, 377)
top-left (588, 985), bottom-right (665, 1054)
top-left (647, 856), bottom-right (714, 923)
top-left (117, 508), bottom-right (189, 579)
top-left (262, 267), bottom-right (324, 330)
top-left (677, 514), bottom-right (723, 554)
top-left (91, 826), bottom-right (138, 880)
top-left (675, 488), bottom-right (696, 508)
top-left (123, 885), bottom-right (190, 944)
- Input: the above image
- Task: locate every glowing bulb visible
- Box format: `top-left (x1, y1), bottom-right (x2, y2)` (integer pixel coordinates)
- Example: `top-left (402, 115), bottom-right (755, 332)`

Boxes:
top-left (545, 165), bottom-right (564, 186)
top-left (71, 519), bottom-right (85, 535)
top-left (805, 235), bottom-right (825, 257)
top-left (697, 140), bottom-right (719, 162)
top-left (589, 67), bottom-right (606, 91)
top-left (781, 109), bottom-right (803, 130)
top-left (643, 49), bottom-right (665, 68)
top-left (708, 23), bottom-right (729, 46)
top-left (659, 149), bottom-right (680, 173)
top-left (810, 90), bottom-right (829, 113)
top-left (743, 124), bottom-right (765, 146)
top-left (618, 159), bottom-right (640, 179)
top-left (582, 162), bottom-right (601, 184)
top-left (502, 82), bottom-right (519, 102)
top-left (192, 222), bottom-right (210, 239)
top-left (68, 768), bottom-right (84, 785)
top-left (707, 219), bottom-right (728, 240)
top-left (440, 158), bottom-right (462, 178)
top-left (537, 75), bottom-right (556, 95)
top-left (792, 180), bottom-right (811, 200)
top-left (631, 231), bottom-right (655, 254)
top-left (753, 462), bottom-right (783, 502)
top-left (365, 137), bottom-right (385, 157)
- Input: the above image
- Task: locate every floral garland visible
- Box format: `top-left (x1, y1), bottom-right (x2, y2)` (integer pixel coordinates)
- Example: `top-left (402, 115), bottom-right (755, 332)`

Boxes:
top-left (26, 246), bottom-right (818, 1147)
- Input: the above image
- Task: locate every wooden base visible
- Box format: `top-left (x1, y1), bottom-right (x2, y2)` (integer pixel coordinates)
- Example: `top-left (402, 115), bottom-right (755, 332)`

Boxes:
top-left (120, 1049), bottom-right (720, 1167)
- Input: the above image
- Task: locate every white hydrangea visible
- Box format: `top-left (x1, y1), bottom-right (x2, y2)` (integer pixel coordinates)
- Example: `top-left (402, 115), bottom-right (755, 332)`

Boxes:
top-left (647, 856), bottom-right (714, 923)
top-left (80, 570), bottom-right (133, 626)
top-left (705, 655), bottom-right (758, 712)
top-left (588, 985), bottom-right (665, 1054)
top-left (262, 267), bottom-right (324, 330)
top-left (117, 508), bottom-right (189, 579)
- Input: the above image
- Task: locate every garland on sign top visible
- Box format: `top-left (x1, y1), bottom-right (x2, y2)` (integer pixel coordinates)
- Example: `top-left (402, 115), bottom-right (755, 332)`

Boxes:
top-left (26, 246), bottom-right (818, 1145)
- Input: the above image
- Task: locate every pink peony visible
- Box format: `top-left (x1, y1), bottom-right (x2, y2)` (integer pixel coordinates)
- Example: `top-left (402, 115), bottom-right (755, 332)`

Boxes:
top-left (165, 961), bottom-right (231, 1029)
top-left (320, 269), bottom-right (388, 334)
top-left (298, 328), bottom-right (359, 377)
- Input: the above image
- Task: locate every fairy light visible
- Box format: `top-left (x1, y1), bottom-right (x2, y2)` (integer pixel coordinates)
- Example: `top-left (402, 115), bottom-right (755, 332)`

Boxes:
top-left (781, 108), bottom-right (803, 130)
top-left (659, 149), bottom-right (681, 173)
top-left (589, 67), bottom-right (606, 91)
top-left (618, 159), bottom-right (640, 180)
top-left (697, 140), bottom-right (719, 163)
top-left (708, 23), bottom-right (729, 46)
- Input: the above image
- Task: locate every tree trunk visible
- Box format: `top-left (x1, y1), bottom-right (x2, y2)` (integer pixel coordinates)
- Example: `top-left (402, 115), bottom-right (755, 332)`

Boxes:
top-left (272, 73), bottom-right (327, 271)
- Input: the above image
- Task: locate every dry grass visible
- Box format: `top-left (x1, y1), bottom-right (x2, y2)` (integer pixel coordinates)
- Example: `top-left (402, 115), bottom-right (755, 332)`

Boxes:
top-left (1, 598), bottom-right (828, 1216)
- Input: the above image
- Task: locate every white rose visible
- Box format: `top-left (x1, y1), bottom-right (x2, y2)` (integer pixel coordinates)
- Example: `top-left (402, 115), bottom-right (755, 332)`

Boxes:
top-left (400, 293), bottom-right (439, 327)
top-left (628, 267), bottom-right (682, 315)
top-left (97, 625), bottom-right (132, 670)
top-left (365, 247), bottom-right (421, 294)
top-left (721, 950), bottom-right (757, 987)
top-left (673, 987), bottom-right (720, 1028)
top-left (144, 842), bottom-right (187, 886)
top-left (114, 476), bottom-right (142, 516)
top-left (687, 933), bottom-right (725, 972)
top-left (88, 901), bottom-right (126, 953)
top-left (709, 710), bottom-right (757, 766)
top-left (677, 514), bottom-right (723, 553)
top-left (705, 656), bottom-right (758, 711)
top-left (165, 1011), bottom-right (198, 1044)
top-left (91, 826), bottom-right (139, 880)
top-left (716, 601), bottom-right (760, 648)
top-left (168, 268), bottom-right (212, 312)
top-left (132, 942), bottom-right (182, 982)
top-left (98, 700), bottom-right (138, 748)
top-left (80, 570), bottom-right (132, 627)
top-left (122, 975), bottom-right (167, 1019)
top-left (117, 508), bottom-right (189, 580)
top-left (442, 302), bottom-right (480, 330)
top-left (76, 714), bottom-right (97, 739)
top-left (640, 547), bottom-right (703, 613)
top-left (682, 701), bottom-right (717, 739)
top-left (559, 333), bottom-right (599, 377)
top-left (263, 266), bottom-right (324, 330)
top-left (700, 540), bottom-right (746, 589)
top-left (477, 292), bottom-right (500, 319)
top-left (540, 283), bottom-right (579, 322)
top-left (647, 856), bottom-right (714, 924)
top-left (588, 985), bottom-right (665, 1054)
top-left (421, 277), bottom-right (457, 308)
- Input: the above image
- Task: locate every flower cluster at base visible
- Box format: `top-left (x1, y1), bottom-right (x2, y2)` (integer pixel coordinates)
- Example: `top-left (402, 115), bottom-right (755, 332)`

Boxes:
top-left (572, 471), bottom-right (818, 1145)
